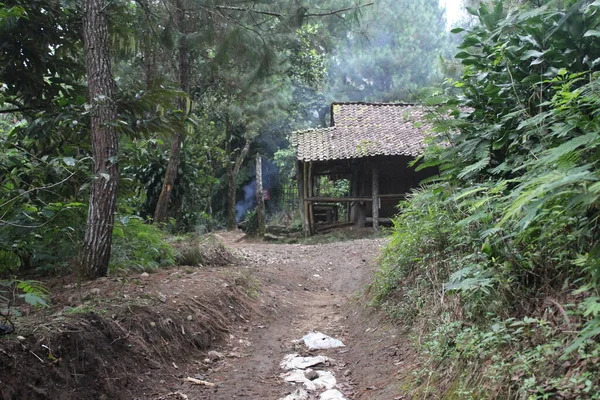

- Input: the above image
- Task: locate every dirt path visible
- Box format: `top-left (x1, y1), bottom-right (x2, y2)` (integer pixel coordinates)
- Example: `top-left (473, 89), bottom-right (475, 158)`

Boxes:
top-left (161, 233), bottom-right (407, 400)
top-left (1, 232), bottom-right (409, 400)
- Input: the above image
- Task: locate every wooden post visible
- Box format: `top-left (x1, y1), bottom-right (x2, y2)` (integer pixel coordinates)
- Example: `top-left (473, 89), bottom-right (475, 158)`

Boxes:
top-left (255, 154), bottom-right (266, 237)
top-left (372, 162), bottom-right (380, 231)
top-left (350, 164), bottom-right (358, 223)
top-left (308, 161), bottom-right (315, 234)
top-left (297, 160), bottom-right (309, 237)
top-left (303, 162), bottom-right (311, 236)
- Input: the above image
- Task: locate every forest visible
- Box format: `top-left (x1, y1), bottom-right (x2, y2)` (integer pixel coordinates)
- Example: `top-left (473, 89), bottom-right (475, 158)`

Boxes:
top-left (2, 0), bottom-right (600, 398)
top-left (0, 0), bottom-right (452, 277)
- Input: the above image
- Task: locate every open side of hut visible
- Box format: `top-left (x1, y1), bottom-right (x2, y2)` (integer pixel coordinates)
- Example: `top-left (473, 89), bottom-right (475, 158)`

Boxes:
top-left (291, 102), bottom-right (437, 235)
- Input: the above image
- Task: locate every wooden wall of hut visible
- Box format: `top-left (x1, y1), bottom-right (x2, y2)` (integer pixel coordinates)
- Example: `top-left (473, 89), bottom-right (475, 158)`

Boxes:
top-left (297, 155), bottom-right (437, 234)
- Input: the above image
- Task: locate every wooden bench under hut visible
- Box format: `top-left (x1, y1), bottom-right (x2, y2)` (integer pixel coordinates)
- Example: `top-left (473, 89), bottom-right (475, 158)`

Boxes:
top-left (291, 102), bottom-right (438, 236)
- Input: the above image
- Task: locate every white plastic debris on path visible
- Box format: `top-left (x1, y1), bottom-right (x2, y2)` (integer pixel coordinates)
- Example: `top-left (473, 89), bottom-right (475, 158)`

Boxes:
top-left (279, 388), bottom-right (309, 400)
top-left (280, 354), bottom-right (330, 370)
top-left (301, 332), bottom-right (345, 351)
top-left (282, 368), bottom-right (337, 391)
top-left (319, 389), bottom-right (348, 400)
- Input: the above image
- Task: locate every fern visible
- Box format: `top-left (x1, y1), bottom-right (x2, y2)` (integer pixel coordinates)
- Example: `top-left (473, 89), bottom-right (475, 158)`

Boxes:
top-left (1, 279), bottom-right (49, 322)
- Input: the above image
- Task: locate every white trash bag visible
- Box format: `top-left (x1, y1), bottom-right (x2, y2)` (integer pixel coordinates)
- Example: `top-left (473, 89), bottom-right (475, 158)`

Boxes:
top-left (279, 388), bottom-right (309, 400)
top-left (301, 332), bottom-right (345, 350)
top-left (319, 389), bottom-right (348, 400)
top-left (282, 368), bottom-right (337, 391)
top-left (280, 354), bottom-right (330, 370)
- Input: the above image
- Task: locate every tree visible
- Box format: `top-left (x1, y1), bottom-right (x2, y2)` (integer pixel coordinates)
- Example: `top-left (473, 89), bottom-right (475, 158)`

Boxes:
top-left (80, 0), bottom-right (119, 277)
top-left (153, 0), bottom-right (191, 224)
top-left (149, 0), bottom-right (372, 225)
top-left (322, 0), bottom-right (452, 102)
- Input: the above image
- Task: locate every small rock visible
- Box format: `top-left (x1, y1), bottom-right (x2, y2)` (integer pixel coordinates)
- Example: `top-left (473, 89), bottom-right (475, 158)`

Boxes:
top-left (187, 315), bottom-right (193, 321)
top-left (158, 293), bottom-right (167, 303)
top-left (207, 350), bottom-right (224, 361)
top-left (343, 369), bottom-right (352, 377)
top-left (305, 370), bottom-right (319, 381)
top-left (227, 351), bottom-right (242, 358)
top-left (141, 272), bottom-right (150, 277)
top-left (17, 335), bottom-right (26, 341)
top-left (90, 288), bottom-right (101, 296)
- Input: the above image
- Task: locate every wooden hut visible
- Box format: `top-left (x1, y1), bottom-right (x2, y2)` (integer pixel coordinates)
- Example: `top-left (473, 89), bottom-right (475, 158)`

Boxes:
top-left (291, 102), bottom-right (437, 235)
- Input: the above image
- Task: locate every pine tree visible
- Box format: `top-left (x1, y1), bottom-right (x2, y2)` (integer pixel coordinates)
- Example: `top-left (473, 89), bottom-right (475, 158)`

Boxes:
top-left (80, 0), bottom-right (119, 277)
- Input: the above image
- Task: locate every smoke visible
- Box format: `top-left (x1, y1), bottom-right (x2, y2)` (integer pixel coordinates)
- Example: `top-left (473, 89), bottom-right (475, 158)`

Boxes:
top-left (235, 180), bottom-right (257, 223)
top-left (322, 0), bottom-right (455, 103)
top-left (235, 158), bottom-right (279, 223)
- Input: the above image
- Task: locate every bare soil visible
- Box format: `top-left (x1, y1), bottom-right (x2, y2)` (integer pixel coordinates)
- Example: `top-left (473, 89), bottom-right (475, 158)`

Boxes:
top-left (1, 230), bottom-right (409, 400)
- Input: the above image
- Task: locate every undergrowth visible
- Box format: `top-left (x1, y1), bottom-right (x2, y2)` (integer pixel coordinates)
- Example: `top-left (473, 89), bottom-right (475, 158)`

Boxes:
top-left (374, 184), bottom-right (600, 399)
top-left (372, 1), bottom-right (600, 398)
top-left (109, 216), bottom-right (176, 272)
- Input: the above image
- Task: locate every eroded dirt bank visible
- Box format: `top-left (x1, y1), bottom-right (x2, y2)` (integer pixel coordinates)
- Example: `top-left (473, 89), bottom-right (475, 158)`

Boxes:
top-left (1, 232), bottom-right (408, 400)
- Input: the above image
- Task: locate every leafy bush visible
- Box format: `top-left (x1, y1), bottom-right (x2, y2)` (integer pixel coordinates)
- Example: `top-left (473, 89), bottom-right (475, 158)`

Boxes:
top-left (373, 0), bottom-right (600, 397)
top-left (109, 216), bottom-right (176, 272)
top-left (240, 209), bottom-right (258, 235)
top-left (1, 279), bottom-right (49, 328)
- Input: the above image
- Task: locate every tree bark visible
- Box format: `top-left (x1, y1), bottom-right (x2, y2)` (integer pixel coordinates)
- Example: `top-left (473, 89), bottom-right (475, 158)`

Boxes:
top-left (154, 130), bottom-right (183, 224)
top-left (154, 0), bottom-right (188, 224)
top-left (226, 140), bottom-right (251, 230)
top-left (81, 0), bottom-right (119, 278)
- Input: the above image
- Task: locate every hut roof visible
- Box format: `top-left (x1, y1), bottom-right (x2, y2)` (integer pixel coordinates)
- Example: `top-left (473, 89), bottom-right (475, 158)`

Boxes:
top-left (291, 102), bottom-right (434, 162)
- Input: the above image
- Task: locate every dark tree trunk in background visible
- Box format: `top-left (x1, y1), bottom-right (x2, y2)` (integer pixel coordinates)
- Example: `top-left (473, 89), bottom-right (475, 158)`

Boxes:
top-left (154, 0), bottom-right (189, 224)
top-left (144, 42), bottom-right (155, 89)
top-left (81, 0), bottom-right (119, 277)
top-left (226, 140), bottom-right (251, 231)
top-left (154, 129), bottom-right (183, 224)
top-left (226, 170), bottom-right (237, 231)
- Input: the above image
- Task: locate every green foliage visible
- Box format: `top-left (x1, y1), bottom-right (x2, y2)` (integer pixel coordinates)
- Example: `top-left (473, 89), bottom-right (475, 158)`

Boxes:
top-left (0, 118), bottom-right (89, 274)
top-left (374, 0), bottom-right (600, 397)
top-left (0, 0), bottom-right (84, 112)
top-left (109, 216), bottom-right (176, 272)
top-left (240, 209), bottom-right (258, 235)
top-left (1, 278), bottom-right (49, 320)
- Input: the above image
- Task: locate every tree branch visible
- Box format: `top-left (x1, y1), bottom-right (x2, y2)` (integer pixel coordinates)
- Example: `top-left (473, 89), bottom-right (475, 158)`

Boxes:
top-left (215, 5), bottom-right (282, 18)
top-left (305, 3), bottom-right (375, 17)
top-left (0, 106), bottom-right (47, 114)
top-left (213, 2), bottom-right (374, 19)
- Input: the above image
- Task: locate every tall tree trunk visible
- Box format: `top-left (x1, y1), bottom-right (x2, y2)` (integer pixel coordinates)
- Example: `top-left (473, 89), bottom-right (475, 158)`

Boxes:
top-left (144, 42), bottom-right (155, 89)
top-left (226, 170), bottom-right (237, 230)
top-left (154, 0), bottom-right (188, 224)
top-left (226, 140), bottom-right (251, 231)
top-left (154, 130), bottom-right (183, 224)
top-left (81, 0), bottom-right (119, 277)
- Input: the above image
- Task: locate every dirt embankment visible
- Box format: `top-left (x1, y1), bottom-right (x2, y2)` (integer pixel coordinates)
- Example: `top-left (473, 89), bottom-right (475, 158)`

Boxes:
top-left (1, 231), bottom-right (408, 400)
